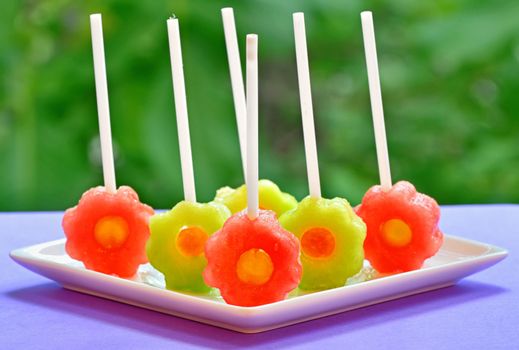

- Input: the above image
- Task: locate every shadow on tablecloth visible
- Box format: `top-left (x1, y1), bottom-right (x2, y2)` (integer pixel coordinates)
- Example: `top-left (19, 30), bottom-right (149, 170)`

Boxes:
top-left (6, 280), bottom-right (506, 348)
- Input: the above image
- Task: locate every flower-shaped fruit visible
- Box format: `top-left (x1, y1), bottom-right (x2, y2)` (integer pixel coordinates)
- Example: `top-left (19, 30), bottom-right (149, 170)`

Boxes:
top-left (203, 210), bottom-right (302, 306)
top-left (146, 201), bottom-right (230, 293)
top-left (63, 186), bottom-right (154, 277)
top-left (214, 179), bottom-right (297, 217)
top-left (355, 181), bottom-right (444, 273)
top-left (280, 196), bottom-right (366, 291)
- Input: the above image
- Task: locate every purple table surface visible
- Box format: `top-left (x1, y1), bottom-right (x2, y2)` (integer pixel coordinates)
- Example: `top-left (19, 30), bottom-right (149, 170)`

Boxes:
top-left (1, 205), bottom-right (517, 350)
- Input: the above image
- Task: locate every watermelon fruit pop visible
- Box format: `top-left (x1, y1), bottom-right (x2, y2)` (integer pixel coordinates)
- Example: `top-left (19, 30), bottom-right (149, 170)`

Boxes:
top-left (63, 14), bottom-right (154, 278)
top-left (204, 35), bottom-right (302, 306)
top-left (216, 8), bottom-right (296, 218)
top-left (356, 181), bottom-right (442, 273)
top-left (355, 11), bottom-right (443, 273)
top-left (146, 17), bottom-right (230, 293)
top-left (63, 186), bottom-right (154, 277)
top-left (279, 13), bottom-right (366, 291)
top-left (204, 210), bottom-right (301, 306)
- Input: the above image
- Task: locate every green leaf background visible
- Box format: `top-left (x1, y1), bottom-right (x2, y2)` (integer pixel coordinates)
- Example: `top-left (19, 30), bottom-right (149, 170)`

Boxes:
top-left (1, 0), bottom-right (518, 211)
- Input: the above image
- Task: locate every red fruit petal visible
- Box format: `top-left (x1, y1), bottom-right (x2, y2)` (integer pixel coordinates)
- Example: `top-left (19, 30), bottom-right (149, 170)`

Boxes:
top-left (63, 186), bottom-right (154, 277)
top-left (203, 210), bottom-right (302, 306)
top-left (356, 181), bottom-right (443, 273)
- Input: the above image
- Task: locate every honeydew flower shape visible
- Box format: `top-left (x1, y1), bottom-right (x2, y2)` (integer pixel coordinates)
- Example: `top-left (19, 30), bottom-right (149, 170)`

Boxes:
top-left (214, 179), bottom-right (297, 217)
top-left (355, 181), bottom-right (444, 273)
top-left (146, 201), bottom-right (231, 293)
top-left (203, 210), bottom-right (302, 307)
top-left (279, 196), bottom-right (366, 291)
top-left (63, 186), bottom-right (155, 278)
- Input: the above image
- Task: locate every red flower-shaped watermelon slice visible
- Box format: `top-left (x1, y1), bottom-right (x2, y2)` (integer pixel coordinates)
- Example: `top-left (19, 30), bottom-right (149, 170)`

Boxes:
top-left (355, 181), bottom-right (443, 273)
top-left (63, 186), bottom-right (154, 277)
top-left (203, 210), bottom-right (302, 306)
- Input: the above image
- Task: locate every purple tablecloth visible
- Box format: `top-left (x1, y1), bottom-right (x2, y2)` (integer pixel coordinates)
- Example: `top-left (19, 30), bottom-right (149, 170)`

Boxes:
top-left (1, 205), bottom-right (517, 349)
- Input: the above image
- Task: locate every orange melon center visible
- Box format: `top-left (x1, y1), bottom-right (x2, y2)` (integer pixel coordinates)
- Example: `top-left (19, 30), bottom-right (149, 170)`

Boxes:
top-left (301, 227), bottom-right (336, 258)
top-left (94, 216), bottom-right (129, 249)
top-left (236, 248), bottom-right (274, 285)
top-left (176, 226), bottom-right (208, 257)
top-left (380, 219), bottom-right (412, 247)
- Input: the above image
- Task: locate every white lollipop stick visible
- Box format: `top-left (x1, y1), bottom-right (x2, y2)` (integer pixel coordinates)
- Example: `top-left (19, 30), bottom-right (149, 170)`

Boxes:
top-left (167, 18), bottom-right (197, 203)
top-left (293, 13), bottom-right (321, 199)
top-left (361, 11), bottom-right (392, 191)
top-left (90, 14), bottom-right (117, 193)
top-left (246, 34), bottom-right (259, 219)
top-left (221, 8), bottom-right (247, 178)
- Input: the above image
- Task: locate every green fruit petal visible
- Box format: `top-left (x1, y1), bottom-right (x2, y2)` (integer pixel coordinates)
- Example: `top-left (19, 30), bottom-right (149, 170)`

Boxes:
top-left (214, 179), bottom-right (297, 217)
top-left (146, 201), bottom-right (230, 293)
top-left (279, 196), bottom-right (366, 291)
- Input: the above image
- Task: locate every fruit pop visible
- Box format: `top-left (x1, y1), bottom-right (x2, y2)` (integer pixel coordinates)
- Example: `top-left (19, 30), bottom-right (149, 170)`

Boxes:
top-left (214, 8), bottom-right (297, 217)
top-left (355, 11), bottom-right (443, 273)
top-left (63, 14), bottom-right (154, 278)
top-left (146, 17), bottom-right (230, 293)
top-left (204, 35), bottom-right (302, 306)
top-left (279, 13), bottom-right (366, 291)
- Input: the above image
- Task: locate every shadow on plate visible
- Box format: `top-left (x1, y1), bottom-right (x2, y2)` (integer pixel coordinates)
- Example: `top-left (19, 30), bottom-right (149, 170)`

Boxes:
top-left (7, 280), bottom-right (506, 348)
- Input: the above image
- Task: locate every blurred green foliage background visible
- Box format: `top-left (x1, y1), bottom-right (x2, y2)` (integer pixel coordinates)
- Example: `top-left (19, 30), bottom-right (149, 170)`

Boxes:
top-left (1, 0), bottom-right (519, 211)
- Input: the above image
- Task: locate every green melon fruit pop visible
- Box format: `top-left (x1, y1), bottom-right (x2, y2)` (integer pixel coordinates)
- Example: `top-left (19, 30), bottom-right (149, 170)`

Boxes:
top-left (214, 180), bottom-right (297, 217)
top-left (148, 201), bottom-right (229, 292)
top-left (146, 17), bottom-right (230, 293)
top-left (279, 13), bottom-right (366, 291)
top-left (217, 8), bottom-right (296, 217)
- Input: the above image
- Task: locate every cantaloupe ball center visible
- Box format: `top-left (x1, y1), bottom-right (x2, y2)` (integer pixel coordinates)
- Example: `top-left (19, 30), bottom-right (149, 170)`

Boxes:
top-left (380, 219), bottom-right (412, 247)
top-left (176, 226), bottom-right (208, 257)
top-left (94, 216), bottom-right (130, 249)
top-left (301, 227), bottom-right (336, 259)
top-left (236, 248), bottom-right (274, 285)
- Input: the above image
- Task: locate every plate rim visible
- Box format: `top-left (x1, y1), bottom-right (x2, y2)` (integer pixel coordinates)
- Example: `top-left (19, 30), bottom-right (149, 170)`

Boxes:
top-left (9, 235), bottom-right (508, 331)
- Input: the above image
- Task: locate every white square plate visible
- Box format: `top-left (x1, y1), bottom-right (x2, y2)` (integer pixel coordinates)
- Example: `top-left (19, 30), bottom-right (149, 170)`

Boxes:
top-left (10, 235), bottom-right (507, 333)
